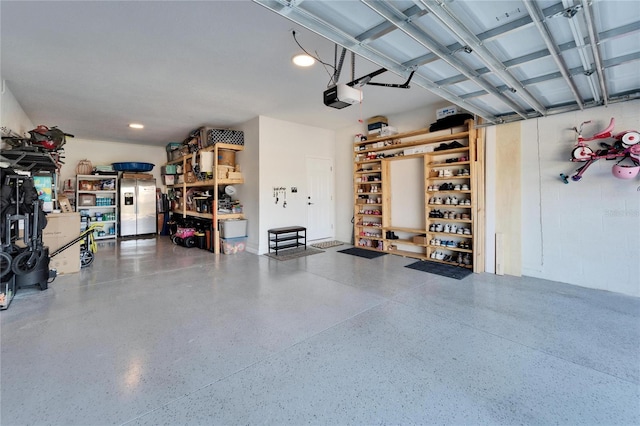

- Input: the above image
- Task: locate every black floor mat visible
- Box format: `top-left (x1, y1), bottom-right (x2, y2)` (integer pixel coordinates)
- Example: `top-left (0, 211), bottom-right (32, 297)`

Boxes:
top-left (337, 247), bottom-right (387, 259)
top-left (405, 260), bottom-right (473, 280)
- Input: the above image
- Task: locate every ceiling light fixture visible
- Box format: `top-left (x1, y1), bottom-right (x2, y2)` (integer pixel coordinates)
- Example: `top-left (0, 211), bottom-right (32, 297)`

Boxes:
top-left (292, 54), bottom-right (315, 67)
top-left (129, 123), bottom-right (144, 129)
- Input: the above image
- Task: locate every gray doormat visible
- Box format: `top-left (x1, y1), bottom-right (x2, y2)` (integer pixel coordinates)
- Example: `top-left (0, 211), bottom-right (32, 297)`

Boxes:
top-left (310, 240), bottom-right (344, 249)
top-left (405, 260), bottom-right (473, 280)
top-left (264, 247), bottom-right (323, 261)
top-left (337, 247), bottom-right (387, 259)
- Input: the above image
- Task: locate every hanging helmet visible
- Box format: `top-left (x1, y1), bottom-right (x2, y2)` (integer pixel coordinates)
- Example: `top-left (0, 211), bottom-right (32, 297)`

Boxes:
top-left (612, 160), bottom-right (640, 179)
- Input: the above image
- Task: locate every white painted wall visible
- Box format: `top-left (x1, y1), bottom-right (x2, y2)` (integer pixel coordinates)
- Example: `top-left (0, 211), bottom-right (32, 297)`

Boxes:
top-left (258, 116), bottom-right (335, 254)
top-left (237, 117), bottom-right (260, 253)
top-left (60, 138), bottom-right (166, 189)
top-left (1, 80), bottom-right (34, 139)
top-left (520, 100), bottom-right (640, 296)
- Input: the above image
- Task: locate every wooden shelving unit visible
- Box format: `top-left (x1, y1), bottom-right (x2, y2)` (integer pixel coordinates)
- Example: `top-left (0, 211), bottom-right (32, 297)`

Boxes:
top-left (352, 119), bottom-right (484, 272)
top-left (165, 142), bottom-right (244, 254)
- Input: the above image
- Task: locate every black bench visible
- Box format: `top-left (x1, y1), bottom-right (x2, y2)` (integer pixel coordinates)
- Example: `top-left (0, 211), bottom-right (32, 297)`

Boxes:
top-left (268, 226), bottom-right (306, 255)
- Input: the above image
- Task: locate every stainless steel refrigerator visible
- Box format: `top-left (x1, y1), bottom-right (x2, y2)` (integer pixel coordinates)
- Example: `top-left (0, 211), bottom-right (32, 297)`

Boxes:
top-left (119, 178), bottom-right (157, 236)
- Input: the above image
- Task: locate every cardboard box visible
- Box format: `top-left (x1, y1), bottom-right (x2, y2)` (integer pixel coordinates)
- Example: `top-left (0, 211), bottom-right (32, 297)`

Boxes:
top-left (163, 175), bottom-right (175, 186)
top-left (43, 213), bottom-right (81, 274)
top-left (367, 115), bottom-right (388, 125)
top-left (412, 235), bottom-right (428, 245)
top-left (436, 105), bottom-right (459, 119)
top-left (122, 173), bottom-right (154, 180)
top-left (78, 194), bottom-right (96, 206)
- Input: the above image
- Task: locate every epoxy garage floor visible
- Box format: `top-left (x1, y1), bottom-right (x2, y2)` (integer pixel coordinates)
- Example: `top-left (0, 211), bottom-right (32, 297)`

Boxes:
top-left (1, 237), bottom-right (638, 425)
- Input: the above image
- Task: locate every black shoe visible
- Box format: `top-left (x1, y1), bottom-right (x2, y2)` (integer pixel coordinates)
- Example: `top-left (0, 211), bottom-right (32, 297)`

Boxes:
top-left (434, 143), bottom-right (448, 151)
top-left (449, 141), bottom-right (463, 149)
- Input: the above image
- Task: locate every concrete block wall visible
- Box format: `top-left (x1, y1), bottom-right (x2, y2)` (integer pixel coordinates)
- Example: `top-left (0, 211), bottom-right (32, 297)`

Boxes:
top-left (521, 100), bottom-right (640, 296)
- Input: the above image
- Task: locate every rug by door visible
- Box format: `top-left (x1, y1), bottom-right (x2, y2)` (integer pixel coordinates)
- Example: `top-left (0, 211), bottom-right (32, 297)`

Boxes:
top-left (404, 260), bottom-right (473, 280)
top-left (264, 247), bottom-right (323, 261)
top-left (337, 247), bottom-right (387, 259)
top-left (310, 240), bottom-right (344, 249)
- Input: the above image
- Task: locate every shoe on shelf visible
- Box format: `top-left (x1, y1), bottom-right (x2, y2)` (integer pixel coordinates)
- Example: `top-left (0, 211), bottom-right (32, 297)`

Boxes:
top-left (462, 184), bottom-right (470, 191)
top-left (463, 253), bottom-right (472, 265)
top-left (430, 251), bottom-right (437, 259)
top-left (443, 169), bottom-right (453, 177)
top-left (435, 223), bottom-right (443, 232)
top-left (435, 197), bottom-right (443, 205)
top-left (434, 143), bottom-right (449, 151)
top-left (463, 228), bottom-right (471, 235)
top-left (443, 254), bottom-right (452, 262)
top-left (445, 197), bottom-right (451, 205)
top-left (429, 224), bottom-right (436, 232)
top-left (457, 253), bottom-right (464, 264)
top-left (449, 141), bottom-right (464, 149)
top-left (457, 228), bottom-right (464, 234)
top-left (443, 224), bottom-right (451, 233)
top-left (451, 196), bottom-right (458, 205)
top-left (450, 225), bottom-right (458, 234)
top-left (436, 251), bottom-right (445, 260)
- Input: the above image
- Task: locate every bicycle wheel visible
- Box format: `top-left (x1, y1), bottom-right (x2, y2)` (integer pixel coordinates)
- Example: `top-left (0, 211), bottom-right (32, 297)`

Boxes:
top-left (11, 249), bottom-right (43, 275)
top-left (571, 146), bottom-right (593, 161)
top-left (0, 251), bottom-right (12, 278)
top-left (80, 250), bottom-right (94, 268)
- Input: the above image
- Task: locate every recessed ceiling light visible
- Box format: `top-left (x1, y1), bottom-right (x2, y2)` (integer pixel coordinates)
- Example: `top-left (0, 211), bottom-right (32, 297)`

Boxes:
top-left (129, 123), bottom-right (144, 129)
top-left (292, 54), bottom-right (315, 67)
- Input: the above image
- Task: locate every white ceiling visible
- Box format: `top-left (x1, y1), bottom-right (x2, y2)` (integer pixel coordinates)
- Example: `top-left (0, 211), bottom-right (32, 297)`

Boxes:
top-left (2, 0), bottom-right (639, 147)
top-left (1, 1), bottom-right (443, 146)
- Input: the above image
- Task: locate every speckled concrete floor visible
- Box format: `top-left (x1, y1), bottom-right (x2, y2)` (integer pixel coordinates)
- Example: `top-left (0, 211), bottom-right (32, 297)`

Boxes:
top-left (1, 236), bottom-right (638, 425)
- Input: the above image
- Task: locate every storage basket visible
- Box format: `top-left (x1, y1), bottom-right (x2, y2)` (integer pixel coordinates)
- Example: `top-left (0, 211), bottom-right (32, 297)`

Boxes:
top-left (205, 129), bottom-right (244, 147)
top-left (76, 159), bottom-right (93, 175)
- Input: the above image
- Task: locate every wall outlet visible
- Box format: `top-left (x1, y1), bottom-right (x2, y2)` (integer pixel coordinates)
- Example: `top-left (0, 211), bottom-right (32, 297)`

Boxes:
top-left (291, 187), bottom-right (297, 193)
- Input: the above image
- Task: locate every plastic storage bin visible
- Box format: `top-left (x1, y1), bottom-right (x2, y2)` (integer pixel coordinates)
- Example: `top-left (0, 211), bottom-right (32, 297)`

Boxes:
top-left (220, 237), bottom-right (246, 254)
top-left (219, 219), bottom-right (247, 238)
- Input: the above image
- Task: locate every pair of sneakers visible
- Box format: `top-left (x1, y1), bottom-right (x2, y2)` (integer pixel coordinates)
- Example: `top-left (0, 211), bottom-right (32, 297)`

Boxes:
top-left (429, 196), bottom-right (443, 204)
top-left (443, 224), bottom-right (458, 234)
top-left (429, 223), bottom-right (444, 232)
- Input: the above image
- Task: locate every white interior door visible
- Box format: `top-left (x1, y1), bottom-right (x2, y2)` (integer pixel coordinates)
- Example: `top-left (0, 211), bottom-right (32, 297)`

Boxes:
top-left (306, 157), bottom-right (333, 241)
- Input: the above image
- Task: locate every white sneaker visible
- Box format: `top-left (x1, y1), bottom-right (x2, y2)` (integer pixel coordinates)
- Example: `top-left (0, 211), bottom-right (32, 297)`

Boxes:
top-left (438, 169), bottom-right (444, 177)
top-left (451, 196), bottom-right (458, 205)
top-left (445, 197), bottom-right (451, 205)
top-left (450, 225), bottom-right (458, 234)
top-left (430, 251), bottom-right (437, 259)
top-left (462, 184), bottom-right (469, 191)
top-left (435, 223), bottom-right (443, 232)
top-left (436, 251), bottom-right (445, 260)
top-left (443, 169), bottom-right (453, 177)
top-left (444, 224), bottom-right (451, 233)
top-left (457, 228), bottom-right (464, 234)
top-left (435, 197), bottom-right (443, 205)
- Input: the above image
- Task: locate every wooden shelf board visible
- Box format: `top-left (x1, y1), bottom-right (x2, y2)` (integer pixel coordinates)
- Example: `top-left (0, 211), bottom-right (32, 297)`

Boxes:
top-left (383, 226), bottom-right (424, 234)
top-left (428, 175), bottom-right (471, 181)
top-left (355, 129), bottom-right (470, 150)
top-left (427, 204), bottom-right (472, 209)
top-left (387, 248), bottom-right (429, 260)
top-left (428, 231), bottom-right (473, 238)
top-left (428, 244), bottom-right (472, 253)
top-left (426, 190), bottom-right (471, 194)
top-left (429, 161), bottom-right (471, 167)
top-left (386, 238), bottom-right (424, 247)
top-left (427, 218), bottom-right (472, 223)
